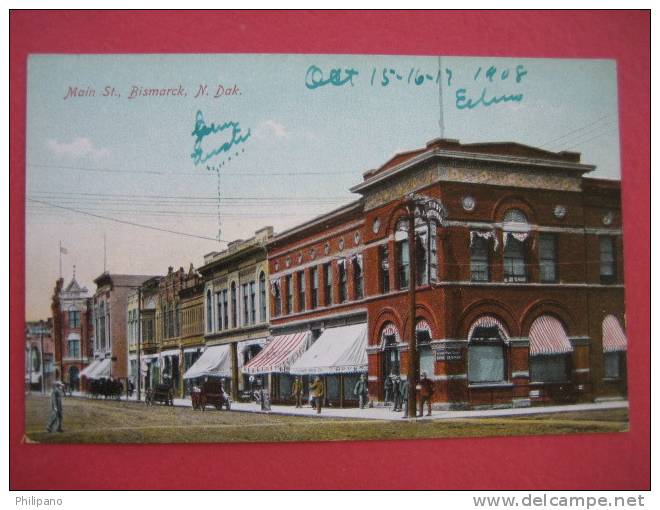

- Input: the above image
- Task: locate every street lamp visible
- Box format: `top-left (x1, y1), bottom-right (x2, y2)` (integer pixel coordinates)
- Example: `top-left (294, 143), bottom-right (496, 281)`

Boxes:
top-left (403, 193), bottom-right (446, 418)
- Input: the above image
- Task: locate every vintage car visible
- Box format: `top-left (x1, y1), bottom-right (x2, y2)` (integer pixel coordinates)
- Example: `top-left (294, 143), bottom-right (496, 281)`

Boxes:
top-left (191, 379), bottom-right (231, 411)
top-left (146, 382), bottom-right (174, 406)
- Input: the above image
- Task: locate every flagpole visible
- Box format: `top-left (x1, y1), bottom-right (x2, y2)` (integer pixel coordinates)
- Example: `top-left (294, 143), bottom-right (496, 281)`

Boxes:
top-left (59, 241), bottom-right (62, 279)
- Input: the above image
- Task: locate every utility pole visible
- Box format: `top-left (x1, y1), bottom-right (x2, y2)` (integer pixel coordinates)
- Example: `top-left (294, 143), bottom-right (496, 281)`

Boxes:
top-left (137, 287), bottom-right (142, 402)
top-left (406, 201), bottom-right (418, 419)
top-left (40, 330), bottom-right (45, 395)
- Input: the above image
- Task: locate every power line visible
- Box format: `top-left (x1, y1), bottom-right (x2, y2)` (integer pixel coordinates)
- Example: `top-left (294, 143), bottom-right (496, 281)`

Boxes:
top-left (28, 190), bottom-right (351, 201)
top-left (27, 198), bottom-right (226, 242)
top-left (538, 114), bottom-right (614, 149)
top-left (26, 162), bottom-right (357, 177)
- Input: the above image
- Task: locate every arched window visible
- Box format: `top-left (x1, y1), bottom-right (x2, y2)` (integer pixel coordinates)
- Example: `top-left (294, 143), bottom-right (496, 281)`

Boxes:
top-left (602, 315), bottom-right (627, 379)
top-left (271, 279), bottom-right (281, 317)
top-left (206, 290), bottom-right (212, 332)
top-left (528, 315), bottom-right (572, 383)
top-left (381, 322), bottom-right (401, 377)
top-left (395, 220), bottom-right (409, 290)
top-left (503, 209), bottom-right (529, 283)
top-left (259, 272), bottom-right (267, 322)
top-left (468, 316), bottom-right (508, 383)
top-left (416, 319), bottom-right (434, 376)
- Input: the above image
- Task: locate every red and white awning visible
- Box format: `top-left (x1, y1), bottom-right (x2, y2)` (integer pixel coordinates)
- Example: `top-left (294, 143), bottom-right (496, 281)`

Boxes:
top-left (242, 332), bottom-right (310, 375)
top-left (468, 316), bottom-right (509, 341)
top-left (529, 315), bottom-right (573, 355)
top-left (603, 315), bottom-right (627, 352)
top-left (380, 322), bottom-right (401, 343)
top-left (416, 319), bottom-right (432, 333)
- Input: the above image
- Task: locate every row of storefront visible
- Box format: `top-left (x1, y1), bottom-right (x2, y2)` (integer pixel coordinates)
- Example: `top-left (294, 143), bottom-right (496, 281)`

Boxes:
top-left (118, 138), bottom-right (627, 409)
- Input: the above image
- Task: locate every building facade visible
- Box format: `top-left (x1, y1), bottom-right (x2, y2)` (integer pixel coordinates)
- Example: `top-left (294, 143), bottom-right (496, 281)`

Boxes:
top-left (192, 227), bottom-right (273, 400)
top-left (179, 265), bottom-right (204, 397)
top-left (25, 319), bottom-right (55, 393)
top-left (264, 138), bottom-right (627, 409)
top-left (91, 273), bottom-right (156, 382)
top-left (53, 273), bottom-right (94, 390)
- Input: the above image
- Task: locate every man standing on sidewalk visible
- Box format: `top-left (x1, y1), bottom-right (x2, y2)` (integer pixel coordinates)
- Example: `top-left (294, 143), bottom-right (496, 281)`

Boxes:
top-left (309, 376), bottom-right (324, 414)
top-left (46, 381), bottom-right (64, 433)
top-left (354, 373), bottom-right (369, 409)
top-left (291, 376), bottom-right (304, 408)
top-left (417, 372), bottom-right (434, 417)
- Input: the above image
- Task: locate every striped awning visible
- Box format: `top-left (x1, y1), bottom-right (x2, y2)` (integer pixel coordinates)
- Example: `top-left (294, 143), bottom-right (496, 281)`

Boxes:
top-left (290, 324), bottom-right (367, 375)
top-left (87, 358), bottom-right (111, 379)
top-left (416, 319), bottom-right (432, 333)
top-left (529, 316), bottom-right (573, 355)
top-left (380, 322), bottom-right (401, 343)
top-left (468, 316), bottom-right (509, 341)
top-left (603, 315), bottom-right (627, 352)
top-left (242, 332), bottom-right (310, 375)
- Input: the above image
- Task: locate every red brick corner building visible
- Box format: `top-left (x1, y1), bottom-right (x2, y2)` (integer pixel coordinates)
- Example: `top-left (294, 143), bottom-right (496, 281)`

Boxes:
top-left (267, 139), bottom-right (627, 409)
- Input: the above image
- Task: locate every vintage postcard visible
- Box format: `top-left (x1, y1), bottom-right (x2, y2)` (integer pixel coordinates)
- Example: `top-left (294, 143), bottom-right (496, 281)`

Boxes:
top-left (24, 54), bottom-right (628, 444)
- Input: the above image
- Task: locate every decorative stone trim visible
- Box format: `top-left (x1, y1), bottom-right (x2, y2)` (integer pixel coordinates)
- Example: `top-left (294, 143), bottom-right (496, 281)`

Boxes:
top-left (434, 373), bottom-right (467, 381)
top-left (512, 371), bottom-right (530, 378)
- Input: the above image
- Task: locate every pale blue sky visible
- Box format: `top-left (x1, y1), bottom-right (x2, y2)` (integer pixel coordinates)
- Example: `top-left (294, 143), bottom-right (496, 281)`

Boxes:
top-left (25, 54), bottom-right (620, 318)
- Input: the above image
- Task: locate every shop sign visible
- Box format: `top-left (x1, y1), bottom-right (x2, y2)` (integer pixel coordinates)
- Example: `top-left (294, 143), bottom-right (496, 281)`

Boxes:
top-left (435, 345), bottom-right (462, 362)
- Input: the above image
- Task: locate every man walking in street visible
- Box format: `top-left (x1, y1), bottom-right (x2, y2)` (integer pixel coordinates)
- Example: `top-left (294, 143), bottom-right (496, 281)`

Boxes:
top-left (46, 381), bottom-right (65, 433)
top-left (418, 371), bottom-right (434, 417)
top-left (291, 376), bottom-right (304, 408)
top-left (309, 376), bottom-right (324, 414)
top-left (400, 377), bottom-right (409, 418)
top-left (392, 375), bottom-right (402, 412)
top-left (354, 373), bottom-right (369, 409)
top-left (384, 373), bottom-right (394, 406)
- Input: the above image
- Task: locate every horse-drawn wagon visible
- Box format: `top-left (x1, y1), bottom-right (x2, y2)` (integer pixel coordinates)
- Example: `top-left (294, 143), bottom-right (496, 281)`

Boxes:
top-left (146, 382), bottom-right (174, 406)
top-left (191, 379), bottom-right (231, 411)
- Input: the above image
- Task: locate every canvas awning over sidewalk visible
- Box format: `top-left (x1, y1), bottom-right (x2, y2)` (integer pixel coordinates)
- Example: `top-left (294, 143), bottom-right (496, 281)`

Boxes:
top-left (183, 345), bottom-right (231, 379)
top-left (290, 323), bottom-right (367, 375)
top-left (80, 359), bottom-right (100, 378)
top-left (87, 358), bottom-right (111, 379)
top-left (242, 332), bottom-right (310, 375)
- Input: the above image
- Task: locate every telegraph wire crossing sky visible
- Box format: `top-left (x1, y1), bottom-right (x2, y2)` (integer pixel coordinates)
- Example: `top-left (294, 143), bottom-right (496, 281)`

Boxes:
top-left (25, 55), bottom-right (621, 319)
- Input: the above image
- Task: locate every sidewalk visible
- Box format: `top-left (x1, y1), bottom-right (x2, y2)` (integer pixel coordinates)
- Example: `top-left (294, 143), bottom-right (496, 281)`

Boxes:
top-left (69, 391), bottom-right (628, 421)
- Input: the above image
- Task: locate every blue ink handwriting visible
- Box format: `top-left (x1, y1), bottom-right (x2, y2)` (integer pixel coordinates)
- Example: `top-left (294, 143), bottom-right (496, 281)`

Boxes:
top-left (305, 65), bottom-right (359, 90)
top-left (190, 110), bottom-right (251, 166)
top-left (455, 88), bottom-right (523, 110)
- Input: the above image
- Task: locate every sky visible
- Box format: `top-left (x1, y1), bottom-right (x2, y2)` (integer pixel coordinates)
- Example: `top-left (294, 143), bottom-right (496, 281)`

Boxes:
top-left (25, 54), bottom-right (620, 319)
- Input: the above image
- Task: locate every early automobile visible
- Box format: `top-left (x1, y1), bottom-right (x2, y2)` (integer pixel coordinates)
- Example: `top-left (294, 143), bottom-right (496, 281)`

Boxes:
top-left (146, 382), bottom-right (174, 406)
top-left (191, 379), bottom-right (231, 411)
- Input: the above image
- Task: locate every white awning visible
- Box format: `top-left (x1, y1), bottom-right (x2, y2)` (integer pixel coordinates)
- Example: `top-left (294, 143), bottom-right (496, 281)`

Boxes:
top-left (80, 359), bottom-right (100, 378)
top-left (183, 345), bottom-right (232, 379)
top-left (87, 358), bottom-right (111, 379)
top-left (243, 332), bottom-right (310, 374)
top-left (290, 324), bottom-right (367, 375)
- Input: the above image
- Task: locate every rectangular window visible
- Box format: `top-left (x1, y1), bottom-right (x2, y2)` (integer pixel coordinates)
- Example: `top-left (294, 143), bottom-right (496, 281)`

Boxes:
top-left (599, 236), bottom-right (616, 284)
top-left (530, 354), bottom-right (569, 382)
top-left (68, 339), bottom-right (80, 358)
top-left (273, 281), bottom-right (281, 317)
top-left (259, 276), bottom-right (267, 322)
top-left (539, 234), bottom-right (558, 283)
top-left (416, 230), bottom-right (428, 286)
top-left (468, 344), bottom-right (505, 383)
top-left (215, 292), bottom-right (222, 331)
top-left (470, 236), bottom-right (490, 282)
top-left (323, 263), bottom-right (332, 306)
top-left (310, 267), bottom-right (318, 309)
top-left (353, 256), bottom-right (364, 299)
top-left (144, 318), bottom-right (154, 342)
top-left (222, 290), bottom-right (228, 329)
top-left (379, 245), bottom-right (390, 293)
top-left (249, 281), bottom-right (256, 324)
top-left (231, 285), bottom-right (237, 328)
top-left (503, 237), bottom-right (527, 283)
top-left (338, 261), bottom-right (347, 303)
top-left (603, 352), bottom-right (622, 379)
top-left (242, 283), bottom-right (249, 325)
top-left (429, 222), bottom-right (438, 282)
top-left (285, 275), bottom-right (293, 314)
top-left (298, 271), bottom-right (306, 312)
top-left (68, 310), bottom-right (80, 328)
top-left (397, 239), bottom-right (410, 290)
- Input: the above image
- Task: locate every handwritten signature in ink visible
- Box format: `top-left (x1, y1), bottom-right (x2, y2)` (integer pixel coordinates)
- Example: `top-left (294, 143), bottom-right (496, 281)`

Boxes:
top-left (455, 88), bottom-right (523, 110)
top-left (190, 110), bottom-right (251, 165)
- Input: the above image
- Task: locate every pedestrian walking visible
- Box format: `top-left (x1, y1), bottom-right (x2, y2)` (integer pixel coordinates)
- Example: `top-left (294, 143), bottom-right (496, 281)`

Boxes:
top-left (309, 376), bottom-right (324, 414)
top-left (291, 376), bottom-right (304, 408)
top-left (399, 377), bottom-right (409, 418)
top-left (256, 380), bottom-right (271, 411)
top-left (46, 381), bottom-right (65, 433)
top-left (417, 371), bottom-right (434, 417)
top-left (392, 375), bottom-right (402, 411)
top-left (384, 373), bottom-right (394, 406)
top-left (353, 374), bottom-right (369, 409)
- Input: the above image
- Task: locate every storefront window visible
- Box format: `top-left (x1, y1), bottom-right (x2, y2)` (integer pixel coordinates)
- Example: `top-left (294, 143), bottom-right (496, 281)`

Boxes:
top-left (603, 352), bottom-right (622, 379)
top-left (326, 375), bottom-right (341, 400)
top-left (468, 325), bottom-right (506, 383)
top-left (417, 329), bottom-right (434, 376)
top-left (530, 354), bottom-right (569, 382)
top-left (343, 374), bottom-right (361, 401)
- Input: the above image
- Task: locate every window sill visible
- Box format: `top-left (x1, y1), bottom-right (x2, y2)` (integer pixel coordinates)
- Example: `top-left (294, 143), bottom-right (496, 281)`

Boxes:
top-left (468, 382), bottom-right (513, 389)
top-left (602, 377), bottom-right (623, 382)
